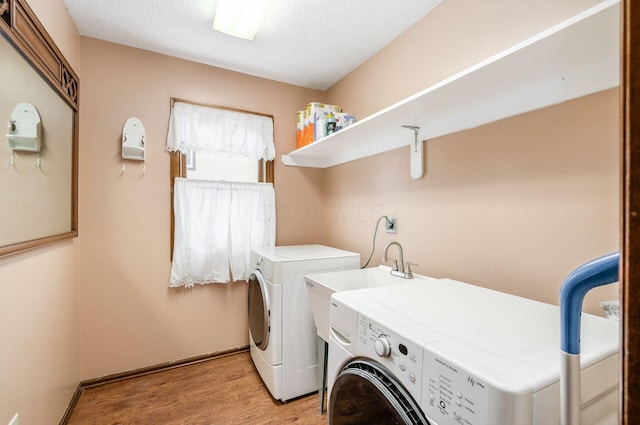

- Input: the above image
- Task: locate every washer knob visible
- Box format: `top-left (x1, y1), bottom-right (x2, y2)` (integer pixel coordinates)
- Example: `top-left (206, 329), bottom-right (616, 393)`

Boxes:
top-left (374, 336), bottom-right (392, 357)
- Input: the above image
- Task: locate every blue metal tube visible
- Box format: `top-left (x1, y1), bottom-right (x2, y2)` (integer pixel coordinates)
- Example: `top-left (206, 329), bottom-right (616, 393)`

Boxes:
top-left (560, 252), bottom-right (619, 355)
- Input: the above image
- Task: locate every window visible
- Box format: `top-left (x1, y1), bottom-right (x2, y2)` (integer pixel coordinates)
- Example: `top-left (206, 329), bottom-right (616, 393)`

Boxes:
top-left (185, 151), bottom-right (258, 182)
top-left (168, 98), bottom-right (274, 255)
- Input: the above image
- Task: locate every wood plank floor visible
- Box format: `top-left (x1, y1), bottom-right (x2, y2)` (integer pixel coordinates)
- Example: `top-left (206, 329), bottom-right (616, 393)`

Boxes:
top-left (66, 351), bottom-right (327, 424)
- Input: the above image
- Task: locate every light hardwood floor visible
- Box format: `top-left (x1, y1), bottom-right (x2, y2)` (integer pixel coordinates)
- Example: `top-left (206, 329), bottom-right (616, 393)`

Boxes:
top-left (66, 351), bottom-right (327, 424)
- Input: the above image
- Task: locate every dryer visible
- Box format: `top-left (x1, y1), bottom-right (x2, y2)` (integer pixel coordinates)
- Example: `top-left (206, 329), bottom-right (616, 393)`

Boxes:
top-left (328, 278), bottom-right (619, 425)
top-left (248, 245), bottom-right (359, 402)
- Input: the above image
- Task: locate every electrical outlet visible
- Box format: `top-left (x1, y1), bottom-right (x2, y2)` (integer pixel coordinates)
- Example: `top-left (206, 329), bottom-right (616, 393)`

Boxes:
top-left (385, 217), bottom-right (397, 234)
top-left (8, 413), bottom-right (18, 425)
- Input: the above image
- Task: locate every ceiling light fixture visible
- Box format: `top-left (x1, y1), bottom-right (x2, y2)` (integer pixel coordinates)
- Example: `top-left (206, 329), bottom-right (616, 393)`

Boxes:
top-left (213, 0), bottom-right (272, 40)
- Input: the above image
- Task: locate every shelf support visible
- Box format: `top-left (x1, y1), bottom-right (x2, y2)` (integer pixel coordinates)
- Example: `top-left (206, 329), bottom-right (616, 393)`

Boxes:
top-left (402, 125), bottom-right (423, 179)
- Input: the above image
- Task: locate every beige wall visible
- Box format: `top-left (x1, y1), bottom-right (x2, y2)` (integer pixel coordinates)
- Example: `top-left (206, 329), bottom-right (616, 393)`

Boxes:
top-left (77, 37), bottom-right (324, 379)
top-left (324, 0), bottom-right (619, 314)
top-left (327, 0), bottom-right (607, 118)
top-left (323, 90), bottom-right (619, 313)
top-left (0, 0), bottom-right (81, 424)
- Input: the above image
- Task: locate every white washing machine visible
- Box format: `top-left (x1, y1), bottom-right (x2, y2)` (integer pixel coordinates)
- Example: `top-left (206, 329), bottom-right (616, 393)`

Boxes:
top-left (328, 278), bottom-right (619, 425)
top-left (248, 244), bottom-right (360, 402)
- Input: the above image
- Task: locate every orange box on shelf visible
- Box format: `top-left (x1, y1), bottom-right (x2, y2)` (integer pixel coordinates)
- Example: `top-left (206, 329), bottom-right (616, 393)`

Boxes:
top-left (296, 110), bottom-right (304, 149)
top-left (302, 106), bottom-right (311, 147)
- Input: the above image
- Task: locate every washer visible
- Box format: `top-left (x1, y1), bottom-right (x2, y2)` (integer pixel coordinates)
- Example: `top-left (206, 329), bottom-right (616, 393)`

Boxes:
top-left (248, 244), bottom-right (359, 402)
top-left (328, 278), bottom-right (619, 425)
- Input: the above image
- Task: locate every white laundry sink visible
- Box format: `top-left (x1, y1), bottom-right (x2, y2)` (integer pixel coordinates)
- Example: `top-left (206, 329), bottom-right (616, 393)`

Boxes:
top-left (304, 265), bottom-right (436, 341)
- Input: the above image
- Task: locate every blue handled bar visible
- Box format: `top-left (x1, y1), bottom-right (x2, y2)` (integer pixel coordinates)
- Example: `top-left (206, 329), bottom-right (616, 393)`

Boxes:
top-left (560, 252), bottom-right (620, 354)
top-left (559, 251), bottom-right (619, 425)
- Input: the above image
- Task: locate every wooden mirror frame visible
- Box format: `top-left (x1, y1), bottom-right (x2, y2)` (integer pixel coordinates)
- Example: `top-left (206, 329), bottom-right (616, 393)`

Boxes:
top-left (0, 0), bottom-right (79, 256)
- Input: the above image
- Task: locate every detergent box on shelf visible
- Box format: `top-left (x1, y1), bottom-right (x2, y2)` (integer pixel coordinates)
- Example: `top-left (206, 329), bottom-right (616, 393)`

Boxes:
top-left (299, 102), bottom-right (342, 147)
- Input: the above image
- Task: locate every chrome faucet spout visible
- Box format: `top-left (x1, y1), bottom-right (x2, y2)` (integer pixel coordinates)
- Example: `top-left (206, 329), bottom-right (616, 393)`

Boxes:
top-left (382, 241), bottom-right (404, 273)
top-left (383, 241), bottom-right (414, 279)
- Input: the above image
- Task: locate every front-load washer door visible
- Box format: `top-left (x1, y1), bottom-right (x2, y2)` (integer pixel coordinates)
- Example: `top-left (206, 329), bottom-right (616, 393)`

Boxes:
top-left (248, 270), bottom-right (270, 350)
top-left (329, 359), bottom-right (430, 425)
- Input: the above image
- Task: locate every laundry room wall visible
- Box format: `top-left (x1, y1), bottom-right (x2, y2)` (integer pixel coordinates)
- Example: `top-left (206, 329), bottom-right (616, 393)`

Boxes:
top-left (323, 0), bottom-right (619, 315)
top-left (0, 0), bottom-right (81, 423)
top-left (78, 37), bottom-right (324, 380)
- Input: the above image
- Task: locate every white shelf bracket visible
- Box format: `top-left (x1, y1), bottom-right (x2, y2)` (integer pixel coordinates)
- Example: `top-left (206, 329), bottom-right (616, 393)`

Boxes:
top-left (402, 125), bottom-right (423, 179)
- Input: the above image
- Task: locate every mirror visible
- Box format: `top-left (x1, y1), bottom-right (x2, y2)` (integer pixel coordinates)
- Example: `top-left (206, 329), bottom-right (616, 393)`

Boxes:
top-left (0, 0), bottom-right (79, 256)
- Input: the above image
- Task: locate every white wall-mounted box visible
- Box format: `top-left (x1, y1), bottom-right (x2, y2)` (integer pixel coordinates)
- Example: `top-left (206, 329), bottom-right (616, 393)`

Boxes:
top-left (6, 102), bottom-right (41, 152)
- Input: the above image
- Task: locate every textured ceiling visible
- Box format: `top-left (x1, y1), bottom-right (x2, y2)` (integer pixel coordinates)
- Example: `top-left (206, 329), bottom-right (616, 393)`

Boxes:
top-left (63, 0), bottom-right (444, 91)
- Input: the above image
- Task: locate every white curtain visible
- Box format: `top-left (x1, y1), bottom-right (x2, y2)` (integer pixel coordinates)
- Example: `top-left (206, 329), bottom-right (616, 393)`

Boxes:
top-left (169, 178), bottom-right (276, 287)
top-left (166, 102), bottom-right (275, 160)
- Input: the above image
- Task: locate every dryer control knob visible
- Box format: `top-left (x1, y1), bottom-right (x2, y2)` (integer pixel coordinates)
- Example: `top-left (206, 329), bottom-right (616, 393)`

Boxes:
top-left (374, 336), bottom-right (392, 357)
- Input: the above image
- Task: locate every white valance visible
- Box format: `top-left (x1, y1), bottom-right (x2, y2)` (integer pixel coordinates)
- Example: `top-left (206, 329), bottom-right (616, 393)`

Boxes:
top-left (166, 102), bottom-right (275, 160)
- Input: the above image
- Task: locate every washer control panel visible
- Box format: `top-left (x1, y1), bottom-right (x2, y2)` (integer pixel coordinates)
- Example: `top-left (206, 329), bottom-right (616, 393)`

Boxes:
top-left (422, 350), bottom-right (490, 425)
top-left (357, 314), bottom-right (424, 402)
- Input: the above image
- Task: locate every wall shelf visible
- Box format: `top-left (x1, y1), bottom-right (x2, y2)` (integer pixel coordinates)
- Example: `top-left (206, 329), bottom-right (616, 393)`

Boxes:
top-left (281, 0), bottom-right (620, 169)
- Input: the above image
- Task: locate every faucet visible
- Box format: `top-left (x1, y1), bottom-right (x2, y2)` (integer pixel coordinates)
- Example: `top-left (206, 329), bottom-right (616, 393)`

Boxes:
top-left (382, 241), bottom-right (414, 279)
